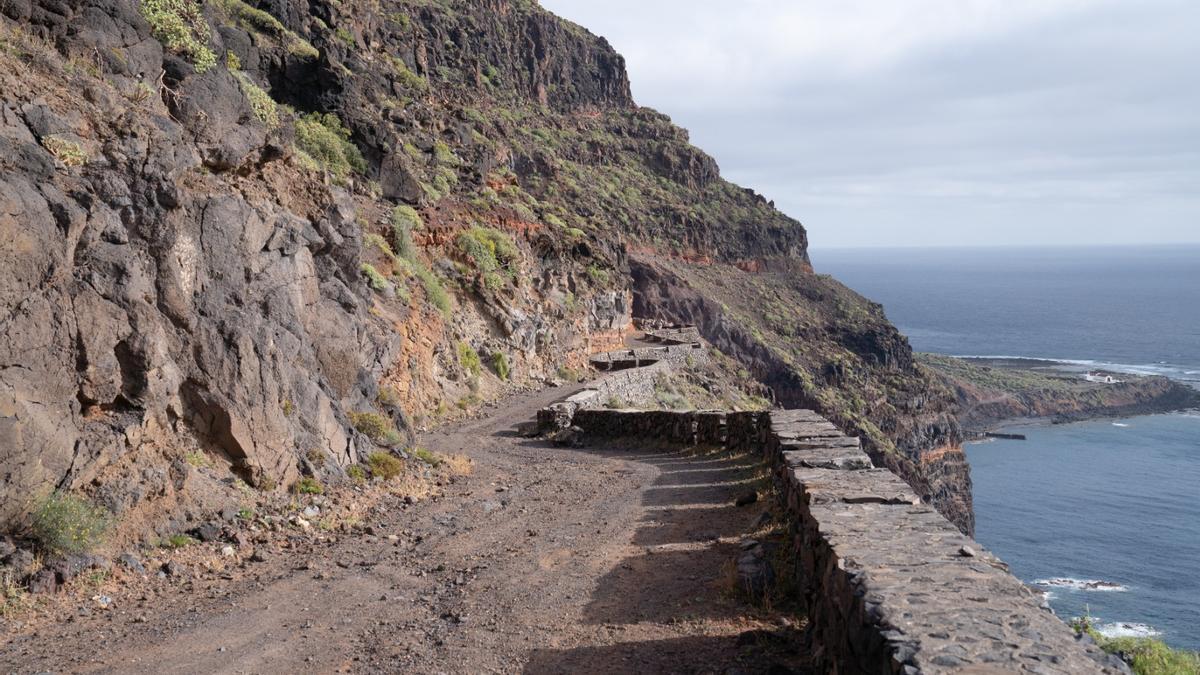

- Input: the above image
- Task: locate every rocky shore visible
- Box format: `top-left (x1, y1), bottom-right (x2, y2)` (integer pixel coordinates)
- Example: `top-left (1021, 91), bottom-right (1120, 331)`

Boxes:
top-left (920, 354), bottom-right (1200, 432)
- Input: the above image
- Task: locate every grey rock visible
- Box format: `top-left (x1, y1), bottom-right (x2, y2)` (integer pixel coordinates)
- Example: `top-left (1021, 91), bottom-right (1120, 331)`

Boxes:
top-left (192, 522), bottom-right (223, 543)
top-left (118, 553), bottom-right (146, 575)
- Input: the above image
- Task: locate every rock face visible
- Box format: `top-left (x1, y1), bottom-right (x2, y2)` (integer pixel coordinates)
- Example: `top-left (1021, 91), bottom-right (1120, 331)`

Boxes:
top-left (0, 43), bottom-right (381, 526)
top-left (0, 0), bottom-right (973, 539)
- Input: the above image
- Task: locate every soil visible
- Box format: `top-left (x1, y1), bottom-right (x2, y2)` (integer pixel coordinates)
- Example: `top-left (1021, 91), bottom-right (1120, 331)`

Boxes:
top-left (0, 384), bottom-right (808, 674)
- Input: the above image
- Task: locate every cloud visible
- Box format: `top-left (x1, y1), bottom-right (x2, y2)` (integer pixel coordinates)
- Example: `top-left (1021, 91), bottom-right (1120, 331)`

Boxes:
top-left (540, 0), bottom-right (1200, 247)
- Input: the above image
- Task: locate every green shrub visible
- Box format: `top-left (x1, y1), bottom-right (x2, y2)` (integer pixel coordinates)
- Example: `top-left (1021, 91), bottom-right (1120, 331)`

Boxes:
top-left (587, 264), bottom-right (610, 286)
top-left (360, 263), bottom-right (389, 292)
top-left (482, 64), bottom-right (500, 86)
top-left (414, 263), bottom-right (451, 318)
top-left (232, 71), bottom-right (279, 127)
top-left (390, 57), bottom-right (428, 92)
top-left (346, 465), bottom-right (367, 483)
top-left (366, 451), bottom-right (404, 480)
top-left (40, 136), bottom-right (86, 166)
top-left (140, 0), bottom-right (215, 72)
top-left (492, 351), bottom-right (510, 381)
top-left (334, 27), bottom-right (354, 46)
top-left (391, 206), bottom-right (420, 259)
top-left (163, 533), bottom-right (195, 549)
top-left (236, 507), bottom-right (254, 520)
top-left (293, 112), bottom-right (366, 180)
top-left (411, 447), bottom-right (442, 467)
top-left (294, 477), bottom-right (323, 495)
top-left (455, 226), bottom-right (518, 276)
top-left (30, 493), bottom-right (111, 556)
top-left (349, 411), bottom-right (403, 446)
top-left (457, 342), bottom-right (481, 378)
top-left (433, 140), bottom-right (457, 165)
top-left (363, 233), bottom-right (396, 259)
top-left (184, 450), bottom-right (210, 467)
top-left (215, 0), bottom-right (318, 58)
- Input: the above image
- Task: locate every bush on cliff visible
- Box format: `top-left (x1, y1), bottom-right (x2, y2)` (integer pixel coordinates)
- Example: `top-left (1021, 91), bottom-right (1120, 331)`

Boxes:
top-left (349, 411), bottom-right (403, 447)
top-left (455, 226), bottom-right (518, 278)
top-left (366, 452), bottom-right (404, 480)
top-left (457, 342), bottom-right (481, 378)
top-left (293, 112), bottom-right (366, 181)
top-left (140, 0), bottom-right (216, 72)
top-left (491, 351), bottom-right (510, 381)
top-left (30, 493), bottom-right (111, 556)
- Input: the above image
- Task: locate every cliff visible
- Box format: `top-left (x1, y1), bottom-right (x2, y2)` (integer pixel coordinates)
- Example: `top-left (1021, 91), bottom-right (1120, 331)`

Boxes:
top-left (0, 0), bottom-right (971, 540)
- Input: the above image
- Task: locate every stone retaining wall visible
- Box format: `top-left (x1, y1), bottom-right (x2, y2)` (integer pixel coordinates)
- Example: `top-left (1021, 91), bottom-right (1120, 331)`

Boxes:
top-left (642, 325), bottom-right (702, 345)
top-left (588, 343), bottom-right (708, 370)
top-left (552, 405), bottom-right (1129, 674)
top-left (536, 359), bottom-right (673, 431)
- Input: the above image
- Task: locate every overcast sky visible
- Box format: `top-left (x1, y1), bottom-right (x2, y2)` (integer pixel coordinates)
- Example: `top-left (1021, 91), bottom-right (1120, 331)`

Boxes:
top-left (539, 0), bottom-right (1199, 248)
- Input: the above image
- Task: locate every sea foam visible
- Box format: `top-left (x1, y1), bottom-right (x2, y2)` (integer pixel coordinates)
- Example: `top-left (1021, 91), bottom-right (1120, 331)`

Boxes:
top-left (1098, 622), bottom-right (1162, 639)
top-left (1035, 577), bottom-right (1129, 592)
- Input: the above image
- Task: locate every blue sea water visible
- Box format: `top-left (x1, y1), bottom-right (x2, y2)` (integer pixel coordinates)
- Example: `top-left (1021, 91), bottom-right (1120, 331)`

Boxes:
top-left (813, 245), bottom-right (1200, 650)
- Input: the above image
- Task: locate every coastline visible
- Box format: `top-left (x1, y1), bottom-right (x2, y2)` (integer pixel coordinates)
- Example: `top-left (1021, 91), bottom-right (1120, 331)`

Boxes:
top-left (918, 353), bottom-right (1200, 433)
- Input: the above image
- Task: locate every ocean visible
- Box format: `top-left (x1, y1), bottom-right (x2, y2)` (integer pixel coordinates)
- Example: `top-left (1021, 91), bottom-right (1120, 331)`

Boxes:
top-left (813, 244), bottom-right (1200, 650)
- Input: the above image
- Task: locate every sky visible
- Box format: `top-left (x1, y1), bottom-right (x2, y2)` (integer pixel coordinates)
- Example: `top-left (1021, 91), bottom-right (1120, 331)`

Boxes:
top-left (538, 0), bottom-right (1200, 248)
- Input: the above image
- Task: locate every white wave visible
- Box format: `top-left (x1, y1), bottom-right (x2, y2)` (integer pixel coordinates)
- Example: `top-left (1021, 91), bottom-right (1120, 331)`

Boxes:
top-left (1035, 577), bottom-right (1129, 592)
top-left (1098, 622), bottom-right (1162, 639)
top-left (1111, 422), bottom-right (1130, 427)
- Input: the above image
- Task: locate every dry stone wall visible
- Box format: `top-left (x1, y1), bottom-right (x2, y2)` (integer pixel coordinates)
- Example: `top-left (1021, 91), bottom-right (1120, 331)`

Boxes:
top-left (588, 343), bottom-right (708, 370)
top-left (555, 404), bottom-right (1130, 674)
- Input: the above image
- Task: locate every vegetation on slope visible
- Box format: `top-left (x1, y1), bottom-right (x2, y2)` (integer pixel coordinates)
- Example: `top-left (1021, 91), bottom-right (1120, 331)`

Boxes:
top-left (1073, 617), bottom-right (1200, 675)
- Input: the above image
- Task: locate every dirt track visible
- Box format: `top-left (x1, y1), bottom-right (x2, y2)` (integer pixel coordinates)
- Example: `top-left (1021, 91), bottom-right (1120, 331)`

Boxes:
top-left (1, 385), bottom-right (806, 674)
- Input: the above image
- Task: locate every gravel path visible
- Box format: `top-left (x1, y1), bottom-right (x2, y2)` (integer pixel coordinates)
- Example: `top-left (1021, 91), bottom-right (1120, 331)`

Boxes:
top-left (1, 385), bottom-right (807, 673)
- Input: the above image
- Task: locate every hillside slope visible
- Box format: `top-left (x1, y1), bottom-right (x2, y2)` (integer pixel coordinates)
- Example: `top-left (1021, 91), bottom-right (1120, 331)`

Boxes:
top-left (0, 0), bottom-right (971, 540)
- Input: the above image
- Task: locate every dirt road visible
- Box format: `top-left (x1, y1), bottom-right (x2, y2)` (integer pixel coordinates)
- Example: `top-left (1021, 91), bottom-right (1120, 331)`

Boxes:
top-left (1, 385), bottom-right (806, 673)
